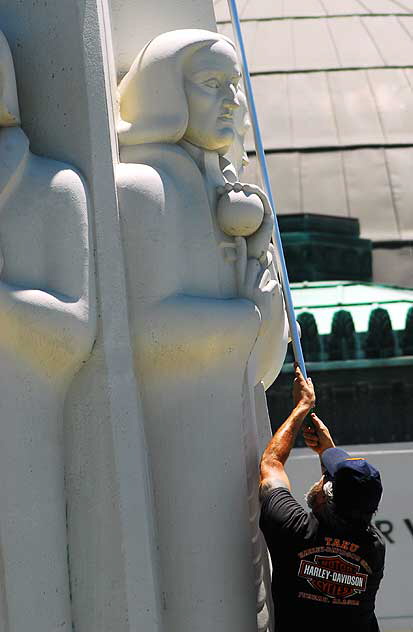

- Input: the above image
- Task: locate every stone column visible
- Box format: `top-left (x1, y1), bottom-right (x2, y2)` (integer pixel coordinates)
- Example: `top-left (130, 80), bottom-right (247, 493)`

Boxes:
top-left (0, 2), bottom-right (163, 630)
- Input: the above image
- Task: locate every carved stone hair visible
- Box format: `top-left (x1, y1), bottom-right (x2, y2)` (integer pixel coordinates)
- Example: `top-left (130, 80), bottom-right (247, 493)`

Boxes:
top-left (118, 29), bottom-right (236, 146)
top-left (0, 30), bottom-right (20, 127)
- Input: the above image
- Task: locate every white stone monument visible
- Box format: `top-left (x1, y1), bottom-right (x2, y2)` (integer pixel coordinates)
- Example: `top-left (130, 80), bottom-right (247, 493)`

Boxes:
top-left (116, 29), bottom-right (288, 632)
top-left (0, 30), bottom-right (95, 632)
top-left (0, 5), bottom-right (288, 632)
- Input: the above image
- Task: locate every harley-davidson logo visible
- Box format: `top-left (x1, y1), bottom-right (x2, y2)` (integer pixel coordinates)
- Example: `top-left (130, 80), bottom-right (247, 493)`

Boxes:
top-left (298, 554), bottom-right (368, 599)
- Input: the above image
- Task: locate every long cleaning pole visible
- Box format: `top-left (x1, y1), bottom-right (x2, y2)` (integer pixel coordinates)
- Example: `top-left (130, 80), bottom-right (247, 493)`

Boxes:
top-left (227, 0), bottom-right (307, 379)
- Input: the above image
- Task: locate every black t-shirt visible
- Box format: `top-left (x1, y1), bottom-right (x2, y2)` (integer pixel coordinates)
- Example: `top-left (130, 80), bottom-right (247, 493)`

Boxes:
top-left (260, 488), bottom-right (385, 632)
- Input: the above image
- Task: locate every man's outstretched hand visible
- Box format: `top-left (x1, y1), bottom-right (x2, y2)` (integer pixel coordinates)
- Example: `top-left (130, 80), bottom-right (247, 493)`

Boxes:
top-left (303, 413), bottom-right (335, 455)
top-left (292, 364), bottom-right (315, 415)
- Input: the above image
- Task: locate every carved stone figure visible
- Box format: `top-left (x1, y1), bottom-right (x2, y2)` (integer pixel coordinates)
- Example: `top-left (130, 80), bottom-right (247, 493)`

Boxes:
top-left (116, 29), bottom-right (288, 631)
top-left (0, 31), bottom-right (95, 632)
top-left (224, 88), bottom-right (251, 179)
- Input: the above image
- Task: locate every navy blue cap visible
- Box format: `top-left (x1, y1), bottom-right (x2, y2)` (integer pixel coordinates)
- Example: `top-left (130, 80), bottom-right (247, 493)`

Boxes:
top-left (321, 448), bottom-right (382, 514)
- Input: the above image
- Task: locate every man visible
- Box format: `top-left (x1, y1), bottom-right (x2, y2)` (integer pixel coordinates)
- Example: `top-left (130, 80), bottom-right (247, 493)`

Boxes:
top-left (259, 365), bottom-right (385, 631)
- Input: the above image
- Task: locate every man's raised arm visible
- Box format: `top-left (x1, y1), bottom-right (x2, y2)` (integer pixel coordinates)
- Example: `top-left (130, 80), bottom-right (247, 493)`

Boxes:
top-left (259, 365), bottom-right (315, 499)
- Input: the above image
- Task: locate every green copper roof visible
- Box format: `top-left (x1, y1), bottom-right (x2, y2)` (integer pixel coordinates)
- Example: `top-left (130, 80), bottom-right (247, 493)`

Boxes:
top-left (291, 281), bottom-right (413, 334)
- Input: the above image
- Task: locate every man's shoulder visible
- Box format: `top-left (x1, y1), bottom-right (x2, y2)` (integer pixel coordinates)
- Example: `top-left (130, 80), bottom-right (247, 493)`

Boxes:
top-left (259, 487), bottom-right (316, 544)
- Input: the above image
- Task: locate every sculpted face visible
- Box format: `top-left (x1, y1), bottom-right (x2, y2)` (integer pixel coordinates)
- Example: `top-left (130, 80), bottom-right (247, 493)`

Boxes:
top-left (183, 40), bottom-right (241, 154)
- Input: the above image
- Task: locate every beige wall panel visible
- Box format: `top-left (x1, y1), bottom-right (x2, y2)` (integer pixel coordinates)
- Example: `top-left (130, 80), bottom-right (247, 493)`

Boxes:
top-left (404, 66), bottom-right (413, 87)
top-left (215, 0), bottom-right (284, 21)
top-left (321, 0), bottom-right (369, 14)
top-left (215, 0), bottom-right (413, 23)
top-left (328, 70), bottom-right (384, 145)
top-left (292, 19), bottom-right (340, 70)
top-left (253, 20), bottom-right (295, 72)
top-left (398, 0), bottom-right (413, 10)
top-left (288, 72), bottom-right (338, 148)
top-left (373, 247), bottom-right (413, 287)
top-left (248, 153), bottom-right (302, 213)
top-left (214, 0), bottom-right (248, 22)
top-left (251, 147), bottom-right (413, 243)
top-left (282, 0), bottom-right (325, 18)
top-left (300, 151), bottom-right (349, 215)
top-left (220, 15), bottom-right (413, 74)
top-left (219, 20), bottom-right (294, 74)
top-left (363, 16), bottom-right (413, 65)
top-left (399, 14), bottom-right (413, 35)
top-left (213, 0), bottom-right (411, 20)
top-left (359, 0), bottom-right (409, 12)
top-left (251, 69), bottom-right (413, 152)
top-left (368, 69), bottom-right (413, 144)
top-left (385, 148), bottom-right (413, 240)
top-left (269, 153), bottom-right (302, 213)
top-left (343, 149), bottom-right (398, 240)
top-left (253, 0), bottom-right (284, 19)
top-left (228, 20), bottom-right (258, 62)
top-left (230, 19), bottom-right (257, 51)
top-left (248, 75), bottom-right (292, 151)
top-left (328, 17), bottom-right (384, 67)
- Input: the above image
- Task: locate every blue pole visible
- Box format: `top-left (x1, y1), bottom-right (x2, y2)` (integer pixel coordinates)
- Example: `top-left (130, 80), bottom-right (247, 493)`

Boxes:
top-left (227, 0), bottom-right (307, 379)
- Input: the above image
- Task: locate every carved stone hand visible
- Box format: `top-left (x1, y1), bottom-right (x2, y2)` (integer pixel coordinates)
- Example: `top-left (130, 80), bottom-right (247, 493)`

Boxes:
top-left (216, 181), bottom-right (274, 262)
top-left (234, 237), bottom-right (279, 329)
